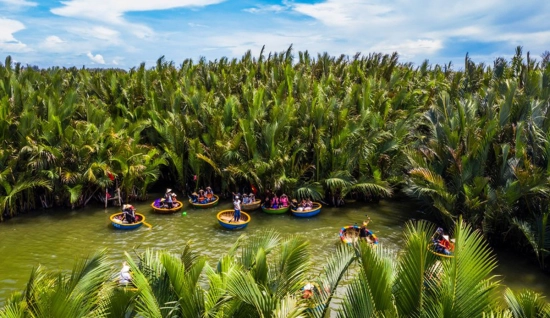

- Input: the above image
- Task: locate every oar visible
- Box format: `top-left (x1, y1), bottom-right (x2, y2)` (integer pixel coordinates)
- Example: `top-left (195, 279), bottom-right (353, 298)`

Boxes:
top-left (143, 221), bottom-right (153, 229)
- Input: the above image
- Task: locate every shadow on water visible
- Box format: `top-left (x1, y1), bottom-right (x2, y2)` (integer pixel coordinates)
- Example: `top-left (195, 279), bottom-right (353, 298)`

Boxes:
top-left (1, 195), bottom-right (550, 305)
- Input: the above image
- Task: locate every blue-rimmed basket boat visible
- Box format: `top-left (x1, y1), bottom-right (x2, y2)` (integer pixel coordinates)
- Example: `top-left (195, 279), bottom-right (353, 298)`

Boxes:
top-left (261, 205), bottom-right (290, 214)
top-left (241, 199), bottom-right (262, 211)
top-left (151, 199), bottom-right (183, 214)
top-left (110, 212), bottom-right (151, 230)
top-left (189, 195), bottom-right (219, 209)
top-left (291, 202), bottom-right (322, 218)
top-left (217, 209), bottom-right (251, 230)
top-left (339, 225), bottom-right (379, 244)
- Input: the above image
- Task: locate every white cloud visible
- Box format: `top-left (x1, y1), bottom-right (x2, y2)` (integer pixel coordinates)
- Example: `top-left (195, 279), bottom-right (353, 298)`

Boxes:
top-left (188, 22), bottom-right (207, 28)
top-left (68, 26), bottom-right (121, 43)
top-left (0, 18), bottom-right (28, 52)
top-left (51, 0), bottom-right (225, 24)
top-left (40, 35), bottom-right (64, 50)
top-left (371, 39), bottom-right (443, 59)
top-left (244, 4), bottom-right (288, 14)
top-left (293, 0), bottom-right (392, 27)
top-left (287, 0), bottom-right (550, 62)
top-left (0, 0), bottom-right (37, 7)
top-left (87, 51), bottom-right (105, 64)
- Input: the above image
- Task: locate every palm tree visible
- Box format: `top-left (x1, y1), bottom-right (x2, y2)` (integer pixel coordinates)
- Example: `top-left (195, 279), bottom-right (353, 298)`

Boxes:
top-left (337, 217), bottom-right (502, 317)
top-left (0, 251), bottom-right (113, 317)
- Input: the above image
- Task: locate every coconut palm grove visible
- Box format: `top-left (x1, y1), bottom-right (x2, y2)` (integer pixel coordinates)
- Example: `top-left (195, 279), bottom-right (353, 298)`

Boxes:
top-left (1, 47), bottom-right (550, 316)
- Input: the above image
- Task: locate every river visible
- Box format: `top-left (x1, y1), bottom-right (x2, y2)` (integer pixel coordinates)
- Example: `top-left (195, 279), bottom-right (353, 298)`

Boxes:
top-left (1, 196), bottom-right (549, 304)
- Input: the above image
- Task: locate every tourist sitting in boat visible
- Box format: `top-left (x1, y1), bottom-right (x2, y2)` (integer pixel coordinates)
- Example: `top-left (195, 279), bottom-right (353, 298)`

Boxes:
top-left (280, 194), bottom-right (289, 207)
top-left (198, 189), bottom-right (208, 204)
top-left (271, 194), bottom-right (279, 208)
top-left (264, 195), bottom-right (271, 208)
top-left (296, 199), bottom-right (306, 211)
top-left (206, 186), bottom-right (214, 202)
top-left (190, 192), bottom-right (199, 203)
top-left (432, 227), bottom-right (444, 243)
top-left (304, 198), bottom-right (313, 210)
top-left (302, 282), bottom-right (315, 299)
top-left (122, 204), bottom-right (136, 223)
top-left (242, 194), bottom-right (250, 204)
top-left (119, 262), bottom-right (132, 286)
top-left (291, 199), bottom-right (299, 210)
top-left (437, 235), bottom-right (454, 255)
top-left (249, 193), bottom-right (255, 202)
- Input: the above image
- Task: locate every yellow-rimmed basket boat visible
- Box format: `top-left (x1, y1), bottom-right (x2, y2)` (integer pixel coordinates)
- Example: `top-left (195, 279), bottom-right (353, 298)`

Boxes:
top-left (241, 199), bottom-right (261, 211)
top-left (339, 225), bottom-right (379, 244)
top-left (427, 243), bottom-right (454, 258)
top-left (291, 202), bottom-right (322, 218)
top-left (217, 209), bottom-right (251, 230)
top-left (110, 212), bottom-right (152, 230)
top-left (151, 199), bottom-right (183, 214)
top-left (189, 195), bottom-right (219, 209)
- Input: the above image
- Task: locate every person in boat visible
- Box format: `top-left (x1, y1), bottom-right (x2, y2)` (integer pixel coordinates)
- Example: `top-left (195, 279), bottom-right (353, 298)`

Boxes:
top-left (302, 283), bottom-right (315, 299)
top-left (297, 199), bottom-right (306, 211)
top-left (304, 198), bottom-right (313, 210)
top-left (242, 193), bottom-right (250, 204)
top-left (122, 204), bottom-right (136, 223)
top-left (190, 192), bottom-right (198, 203)
top-left (279, 194), bottom-right (289, 207)
top-left (432, 227), bottom-right (450, 255)
top-left (206, 186), bottom-right (214, 202)
top-left (359, 221), bottom-right (369, 240)
top-left (232, 191), bottom-right (241, 201)
top-left (437, 235), bottom-right (454, 255)
top-left (170, 192), bottom-right (178, 207)
top-left (198, 189), bottom-right (207, 204)
top-left (264, 193), bottom-right (271, 208)
top-left (271, 194), bottom-right (279, 208)
top-left (233, 195), bottom-right (241, 222)
top-left (290, 199), bottom-right (299, 210)
top-left (359, 220), bottom-right (377, 243)
top-left (165, 188), bottom-right (174, 208)
top-left (249, 193), bottom-right (255, 203)
top-left (432, 227), bottom-right (444, 243)
top-left (119, 261), bottom-right (132, 286)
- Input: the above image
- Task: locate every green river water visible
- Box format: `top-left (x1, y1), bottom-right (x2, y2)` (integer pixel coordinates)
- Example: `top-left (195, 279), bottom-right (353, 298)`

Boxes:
top-left (1, 196), bottom-right (549, 305)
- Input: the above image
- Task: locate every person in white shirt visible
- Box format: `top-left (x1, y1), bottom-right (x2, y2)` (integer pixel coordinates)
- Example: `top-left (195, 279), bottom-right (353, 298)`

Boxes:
top-left (233, 196), bottom-right (241, 222)
top-left (119, 262), bottom-right (132, 285)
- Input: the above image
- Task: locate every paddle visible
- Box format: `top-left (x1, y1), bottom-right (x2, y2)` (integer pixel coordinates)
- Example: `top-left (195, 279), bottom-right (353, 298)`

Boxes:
top-left (143, 221), bottom-right (153, 229)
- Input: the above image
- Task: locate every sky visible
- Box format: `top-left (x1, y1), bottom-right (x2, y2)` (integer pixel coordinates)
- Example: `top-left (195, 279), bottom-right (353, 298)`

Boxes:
top-left (0, 0), bottom-right (549, 69)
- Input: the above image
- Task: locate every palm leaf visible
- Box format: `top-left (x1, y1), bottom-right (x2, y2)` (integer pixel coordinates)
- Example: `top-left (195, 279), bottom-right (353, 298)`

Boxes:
top-left (504, 288), bottom-right (550, 318)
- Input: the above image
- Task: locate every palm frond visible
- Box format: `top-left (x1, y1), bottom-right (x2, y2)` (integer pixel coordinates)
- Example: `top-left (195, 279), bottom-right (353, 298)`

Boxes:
top-left (504, 288), bottom-right (550, 318)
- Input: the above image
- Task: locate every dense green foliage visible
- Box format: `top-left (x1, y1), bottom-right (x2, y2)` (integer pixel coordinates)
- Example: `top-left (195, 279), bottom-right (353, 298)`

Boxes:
top-left (1, 47), bottom-right (550, 268)
top-left (1, 220), bottom-right (549, 317)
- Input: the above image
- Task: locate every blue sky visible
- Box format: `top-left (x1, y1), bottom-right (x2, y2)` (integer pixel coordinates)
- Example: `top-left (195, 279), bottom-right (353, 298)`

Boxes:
top-left (0, 0), bottom-right (549, 68)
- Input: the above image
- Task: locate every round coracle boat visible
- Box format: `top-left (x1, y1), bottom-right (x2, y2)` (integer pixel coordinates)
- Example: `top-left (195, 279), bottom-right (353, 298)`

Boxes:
top-left (241, 199), bottom-right (262, 211)
top-left (217, 210), bottom-right (251, 230)
top-left (189, 195), bottom-right (219, 209)
top-left (427, 242), bottom-right (455, 258)
top-left (291, 202), bottom-right (322, 218)
top-left (110, 212), bottom-right (150, 230)
top-left (151, 199), bottom-right (183, 214)
top-left (261, 204), bottom-right (290, 214)
top-left (339, 225), bottom-right (379, 244)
